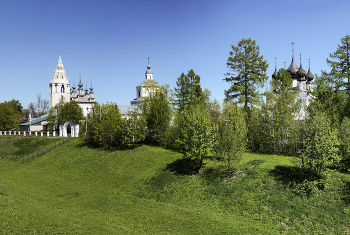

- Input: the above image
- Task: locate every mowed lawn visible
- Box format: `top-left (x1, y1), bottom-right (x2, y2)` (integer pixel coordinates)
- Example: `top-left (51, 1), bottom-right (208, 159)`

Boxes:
top-left (1, 138), bottom-right (350, 234)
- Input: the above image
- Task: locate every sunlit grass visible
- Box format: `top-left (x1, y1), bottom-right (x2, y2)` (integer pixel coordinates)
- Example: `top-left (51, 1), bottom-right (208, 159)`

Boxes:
top-left (0, 138), bottom-right (350, 234)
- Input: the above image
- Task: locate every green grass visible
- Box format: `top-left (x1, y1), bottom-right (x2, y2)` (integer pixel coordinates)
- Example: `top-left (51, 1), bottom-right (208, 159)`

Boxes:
top-left (1, 138), bottom-right (350, 234)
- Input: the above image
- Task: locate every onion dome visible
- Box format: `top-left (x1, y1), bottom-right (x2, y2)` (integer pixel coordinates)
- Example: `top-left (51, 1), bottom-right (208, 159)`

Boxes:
top-left (306, 59), bottom-right (314, 81)
top-left (272, 58), bottom-right (278, 79)
top-left (296, 54), bottom-right (306, 80)
top-left (146, 58), bottom-right (152, 74)
top-left (286, 55), bottom-right (299, 77)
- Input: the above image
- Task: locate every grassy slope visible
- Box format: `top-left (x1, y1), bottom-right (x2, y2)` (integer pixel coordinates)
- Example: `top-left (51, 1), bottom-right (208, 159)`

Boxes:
top-left (0, 138), bottom-right (350, 234)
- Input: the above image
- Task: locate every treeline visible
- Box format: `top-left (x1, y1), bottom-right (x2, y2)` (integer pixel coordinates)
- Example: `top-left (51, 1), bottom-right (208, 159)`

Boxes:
top-left (84, 36), bottom-right (350, 179)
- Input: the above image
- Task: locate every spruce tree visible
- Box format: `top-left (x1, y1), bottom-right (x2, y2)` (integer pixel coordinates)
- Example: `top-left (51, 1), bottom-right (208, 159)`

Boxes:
top-left (174, 69), bottom-right (203, 112)
top-left (224, 38), bottom-right (268, 114)
top-left (326, 35), bottom-right (350, 92)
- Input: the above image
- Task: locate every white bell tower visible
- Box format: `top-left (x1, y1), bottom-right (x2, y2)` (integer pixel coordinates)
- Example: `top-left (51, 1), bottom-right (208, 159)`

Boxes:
top-left (49, 54), bottom-right (71, 108)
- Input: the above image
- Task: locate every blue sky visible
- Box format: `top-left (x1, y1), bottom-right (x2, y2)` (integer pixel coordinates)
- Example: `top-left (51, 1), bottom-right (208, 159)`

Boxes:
top-left (1, 0), bottom-right (349, 109)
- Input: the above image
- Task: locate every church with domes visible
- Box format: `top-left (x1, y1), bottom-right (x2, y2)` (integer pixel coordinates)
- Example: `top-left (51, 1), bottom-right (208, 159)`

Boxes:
top-left (49, 54), bottom-right (96, 117)
top-left (49, 54), bottom-right (156, 117)
top-left (272, 43), bottom-right (314, 106)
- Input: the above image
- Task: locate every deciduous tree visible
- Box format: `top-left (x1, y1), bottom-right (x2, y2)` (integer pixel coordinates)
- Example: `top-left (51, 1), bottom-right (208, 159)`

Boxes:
top-left (180, 105), bottom-right (216, 170)
top-left (124, 106), bottom-right (147, 145)
top-left (0, 102), bottom-right (19, 131)
top-left (216, 102), bottom-right (246, 173)
top-left (142, 81), bottom-right (172, 143)
top-left (301, 112), bottom-right (339, 177)
top-left (98, 102), bottom-right (125, 150)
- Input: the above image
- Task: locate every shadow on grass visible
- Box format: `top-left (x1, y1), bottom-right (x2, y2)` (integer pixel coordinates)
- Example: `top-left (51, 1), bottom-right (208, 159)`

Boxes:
top-left (269, 165), bottom-right (321, 185)
top-left (201, 165), bottom-right (227, 182)
top-left (246, 159), bottom-right (266, 166)
top-left (341, 181), bottom-right (350, 204)
top-left (78, 140), bottom-right (142, 151)
top-left (165, 158), bottom-right (201, 175)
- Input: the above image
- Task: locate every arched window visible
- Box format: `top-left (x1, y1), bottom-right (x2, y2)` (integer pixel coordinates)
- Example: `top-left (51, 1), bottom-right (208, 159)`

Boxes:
top-left (55, 84), bottom-right (57, 93)
top-left (61, 85), bottom-right (65, 93)
top-left (138, 89), bottom-right (141, 98)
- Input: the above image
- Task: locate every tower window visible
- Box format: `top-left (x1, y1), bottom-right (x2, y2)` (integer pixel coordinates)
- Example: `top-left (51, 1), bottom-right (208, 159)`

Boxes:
top-left (61, 85), bottom-right (65, 93)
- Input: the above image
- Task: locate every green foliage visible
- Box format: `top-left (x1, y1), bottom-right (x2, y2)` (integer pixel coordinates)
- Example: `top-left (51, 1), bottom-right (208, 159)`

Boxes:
top-left (338, 117), bottom-right (350, 169)
top-left (142, 82), bottom-right (172, 143)
top-left (326, 35), bottom-right (350, 92)
top-left (0, 102), bottom-right (19, 131)
top-left (224, 38), bottom-right (268, 112)
top-left (246, 107), bottom-right (263, 152)
top-left (301, 112), bottom-right (339, 177)
top-left (174, 69), bottom-right (203, 112)
top-left (98, 102), bottom-right (126, 150)
top-left (46, 95), bottom-right (66, 130)
top-left (180, 105), bottom-right (217, 170)
top-left (4, 99), bottom-right (23, 118)
top-left (83, 103), bottom-right (101, 147)
top-left (47, 98), bottom-right (84, 131)
top-left (162, 111), bottom-right (184, 150)
top-left (309, 71), bottom-right (346, 127)
top-left (124, 106), bottom-right (147, 145)
top-left (254, 69), bottom-right (303, 155)
top-left (58, 101), bottom-right (84, 125)
top-left (216, 102), bottom-right (247, 172)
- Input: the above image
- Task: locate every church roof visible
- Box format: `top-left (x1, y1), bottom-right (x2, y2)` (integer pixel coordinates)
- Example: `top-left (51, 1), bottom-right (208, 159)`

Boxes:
top-left (19, 116), bottom-right (47, 126)
top-left (74, 98), bottom-right (95, 103)
top-left (286, 55), bottom-right (299, 77)
top-left (306, 59), bottom-right (314, 81)
top-left (137, 79), bottom-right (148, 87)
top-left (296, 54), bottom-right (306, 80)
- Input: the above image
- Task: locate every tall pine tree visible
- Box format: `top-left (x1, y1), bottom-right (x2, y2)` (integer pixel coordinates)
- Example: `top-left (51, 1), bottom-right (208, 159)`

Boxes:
top-left (174, 69), bottom-right (203, 112)
top-left (326, 35), bottom-right (350, 92)
top-left (224, 38), bottom-right (268, 114)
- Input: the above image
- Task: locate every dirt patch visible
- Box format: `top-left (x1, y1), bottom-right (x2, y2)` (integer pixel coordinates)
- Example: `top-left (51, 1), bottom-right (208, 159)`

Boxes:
top-left (223, 169), bottom-right (243, 183)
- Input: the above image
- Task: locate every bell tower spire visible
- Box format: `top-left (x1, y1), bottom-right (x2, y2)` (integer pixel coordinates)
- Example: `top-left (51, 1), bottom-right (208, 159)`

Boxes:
top-left (49, 53), bottom-right (70, 108)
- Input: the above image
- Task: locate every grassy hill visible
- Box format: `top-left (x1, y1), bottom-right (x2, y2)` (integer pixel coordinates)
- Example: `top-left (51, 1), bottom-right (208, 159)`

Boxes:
top-left (1, 138), bottom-right (350, 234)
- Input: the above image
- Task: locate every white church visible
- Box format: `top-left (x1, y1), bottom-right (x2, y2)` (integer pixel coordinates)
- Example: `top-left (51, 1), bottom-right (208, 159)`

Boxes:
top-left (20, 54), bottom-right (156, 134)
top-left (49, 54), bottom-right (155, 116)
